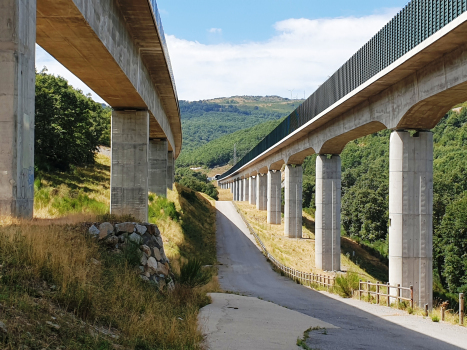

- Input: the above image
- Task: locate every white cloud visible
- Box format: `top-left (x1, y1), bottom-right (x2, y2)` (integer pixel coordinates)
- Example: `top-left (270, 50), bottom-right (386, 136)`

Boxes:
top-left (35, 45), bottom-right (105, 103)
top-left (208, 28), bottom-right (222, 34)
top-left (167, 9), bottom-right (399, 101)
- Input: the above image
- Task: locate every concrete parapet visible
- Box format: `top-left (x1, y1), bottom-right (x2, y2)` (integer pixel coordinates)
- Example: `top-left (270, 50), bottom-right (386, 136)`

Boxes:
top-left (0, 0), bottom-right (36, 218)
top-left (315, 155), bottom-right (341, 271)
top-left (148, 139), bottom-right (168, 197)
top-left (243, 178), bottom-right (249, 202)
top-left (284, 165), bottom-right (303, 238)
top-left (257, 174), bottom-right (267, 210)
top-left (111, 110), bottom-right (149, 222)
top-left (267, 170), bottom-right (281, 225)
top-left (389, 130), bottom-right (433, 308)
top-left (249, 177), bottom-right (256, 205)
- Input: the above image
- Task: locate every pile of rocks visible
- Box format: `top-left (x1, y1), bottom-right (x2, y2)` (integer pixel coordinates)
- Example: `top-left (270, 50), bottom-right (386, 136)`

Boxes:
top-left (88, 221), bottom-right (173, 289)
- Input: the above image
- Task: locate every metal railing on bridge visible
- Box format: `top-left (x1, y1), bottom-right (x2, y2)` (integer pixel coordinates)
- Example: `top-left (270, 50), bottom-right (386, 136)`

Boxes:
top-left (221, 0), bottom-right (467, 179)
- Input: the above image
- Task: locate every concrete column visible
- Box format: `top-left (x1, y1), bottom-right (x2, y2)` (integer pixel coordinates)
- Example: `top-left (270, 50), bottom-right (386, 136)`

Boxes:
top-left (0, 0), bottom-right (36, 218)
top-left (148, 139), bottom-right (168, 197)
top-left (389, 130), bottom-right (433, 308)
top-left (167, 151), bottom-right (174, 190)
top-left (285, 165), bottom-right (303, 238)
top-left (249, 176), bottom-right (256, 205)
top-left (111, 110), bottom-right (149, 222)
top-left (243, 178), bottom-right (249, 202)
top-left (239, 179), bottom-right (244, 201)
top-left (315, 155), bottom-right (341, 271)
top-left (233, 181), bottom-right (237, 201)
top-left (267, 170), bottom-right (281, 225)
top-left (256, 173), bottom-right (267, 210)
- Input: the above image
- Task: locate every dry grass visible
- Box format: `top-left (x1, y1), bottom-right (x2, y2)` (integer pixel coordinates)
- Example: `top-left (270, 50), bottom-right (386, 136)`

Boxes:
top-left (217, 188), bottom-right (233, 201)
top-left (0, 216), bottom-right (213, 349)
top-left (235, 201), bottom-right (378, 281)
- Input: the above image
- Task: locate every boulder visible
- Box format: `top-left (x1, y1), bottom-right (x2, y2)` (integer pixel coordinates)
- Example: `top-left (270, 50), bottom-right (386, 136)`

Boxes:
top-left (129, 233), bottom-right (142, 244)
top-left (159, 248), bottom-right (168, 262)
top-left (153, 247), bottom-right (162, 261)
top-left (0, 321), bottom-right (7, 334)
top-left (99, 222), bottom-right (114, 235)
top-left (140, 275), bottom-right (149, 282)
top-left (115, 222), bottom-right (135, 235)
top-left (135, 224), bottom-right (147, 235)
top-left (106, 235), bottom-right (118, 247)
top-left (146, 224), bottom-right (160, 236)
top-left (146, 257), bottom-right (158, 274)
top-left (140, 253), bottom-right (148, 266)
top-left (141, 245), bottom-right (151, 257)
top-left (89, 225), bottom-right (100, 236)
top-left (156, 262), bottom-right (169, 276)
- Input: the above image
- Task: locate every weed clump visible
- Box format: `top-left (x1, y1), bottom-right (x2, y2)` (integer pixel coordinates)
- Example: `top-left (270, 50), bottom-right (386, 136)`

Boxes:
top-left (334, 271), bottom-right (360, 297)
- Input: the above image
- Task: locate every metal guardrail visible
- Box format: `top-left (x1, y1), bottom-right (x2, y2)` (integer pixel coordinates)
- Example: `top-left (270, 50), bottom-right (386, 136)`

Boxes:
top-left (221, 1), bottom-right (467, 180)
top-left (232, 202), bottom-right (335, 289)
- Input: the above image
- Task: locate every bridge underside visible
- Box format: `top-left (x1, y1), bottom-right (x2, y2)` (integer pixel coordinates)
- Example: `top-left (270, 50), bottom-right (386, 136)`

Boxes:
top-left (0, 0), bottom-right (179, 221)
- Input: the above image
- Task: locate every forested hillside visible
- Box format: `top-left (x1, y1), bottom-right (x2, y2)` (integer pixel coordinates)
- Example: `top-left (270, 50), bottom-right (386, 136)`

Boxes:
top-left (180, 96), bottom-right (303, 152)
top-left (177, 119), bottom-right (282, 168)
top-left (301, 105), bottom-right (467, 296)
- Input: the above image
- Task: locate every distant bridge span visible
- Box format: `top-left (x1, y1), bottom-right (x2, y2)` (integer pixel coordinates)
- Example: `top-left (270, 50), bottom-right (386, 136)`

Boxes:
top-left (1, 0), bottom-right (180, 221)
top-left (219, 1), bottom-right (467, 309)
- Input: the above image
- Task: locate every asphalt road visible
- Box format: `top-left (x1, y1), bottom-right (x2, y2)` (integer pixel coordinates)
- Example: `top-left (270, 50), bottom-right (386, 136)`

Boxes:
top-left (215, 201), bottom-right (467, 350)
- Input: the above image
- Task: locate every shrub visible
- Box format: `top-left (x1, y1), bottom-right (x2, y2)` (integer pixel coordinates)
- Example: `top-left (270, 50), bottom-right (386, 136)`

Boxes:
top-left (178, 259), bottom-right (211, 288)
top-left (334, 271), bottom-right (360, 298)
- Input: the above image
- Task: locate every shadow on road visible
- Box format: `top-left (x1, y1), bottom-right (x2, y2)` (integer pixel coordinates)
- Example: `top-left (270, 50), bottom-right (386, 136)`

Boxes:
top-left (215, 201), bottom-right (466, 350)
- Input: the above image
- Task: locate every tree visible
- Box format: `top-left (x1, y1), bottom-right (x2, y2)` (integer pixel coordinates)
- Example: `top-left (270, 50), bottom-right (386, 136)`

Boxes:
top-left (35, 69), bottom-right (109, 171)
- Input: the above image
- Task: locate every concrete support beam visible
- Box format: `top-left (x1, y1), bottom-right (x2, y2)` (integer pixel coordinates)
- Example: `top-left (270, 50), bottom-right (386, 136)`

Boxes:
top-left (111, 110), bottom-right (149, 222)
top-left (233, 181), bottom-right (237, 201)
top-left (389, 130), bottom-right (433, 309)
top-left (167, 151), bottom-right (174, 190)
top-left (243, 178), bottom-right (249, 202)
top-left (267, 170), bottom-right (281, 225)
top-left (315, 155), bottom-right (341, 271)
top-left (0, 0), bottom-right (36, 218)
top-left (249, 177), bottom-right (256, 205)
top-left (148, 139), bottom-right (168, 197)
top-left (257, 173), bottom-right (267, 210)
top-left (284, 165), bottom-right (303, 238)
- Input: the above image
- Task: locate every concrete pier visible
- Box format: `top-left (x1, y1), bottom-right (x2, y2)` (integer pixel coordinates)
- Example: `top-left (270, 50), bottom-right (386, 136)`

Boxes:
top-left (267, 170), bottom-right (281, 225)
top-left (233, 181), bottom-right (237, 201)
top-left (167, 151), bottom-right (174, 190)
top-left (243, 178), bottom-right (249, 202)
top-left (389, 131), bottom-right (433, 308)
top-left (284, 165), bottom-right (303, 238)
top-left (315, 155), bottom-right (341, 271)
top-left (249, 177), bottom-right (256, 205)
top-left (239, 179), bottom-right (243, 201)
top-left (257, 174), bottom-right (267, 210)
top-left (111, 110), bottom-right (149, 222)
top-left (148, 139), bottom-right (168, 197)
top-left (0, 0), bottom-right (36, 218)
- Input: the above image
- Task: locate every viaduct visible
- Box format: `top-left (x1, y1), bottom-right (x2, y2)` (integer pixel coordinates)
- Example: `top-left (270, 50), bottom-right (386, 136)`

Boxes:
top-left (0, 0), bottom-right (180, 222)
top-left (218, 1), bottom-right (467, 309)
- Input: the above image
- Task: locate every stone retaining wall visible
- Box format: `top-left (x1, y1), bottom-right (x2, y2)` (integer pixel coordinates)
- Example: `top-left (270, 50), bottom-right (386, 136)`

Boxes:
top-left (88, 221), bottom-right (173, 289)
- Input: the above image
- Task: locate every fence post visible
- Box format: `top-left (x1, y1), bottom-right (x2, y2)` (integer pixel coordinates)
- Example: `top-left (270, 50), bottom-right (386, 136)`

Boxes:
top-left (376, 282), bottom-right (380, 305)
top-left (396, 284), bottom-right (401, 308)
top-left (327, 275), bottom-right (329, 291)
top-left (359, 280), bottom-right (362, 300)
top-left (460, 293), bottom-right (464, 326)
top-left (410, 286), bottom-right (414, 309)
top-left (387, 282), bottom-right (390, 306)
top-left (424, 304), bottom-right (428, 317)
top-left (367, 281), bottom-right (371, 301)
top-left (441, 307), bottom-right (445, 321)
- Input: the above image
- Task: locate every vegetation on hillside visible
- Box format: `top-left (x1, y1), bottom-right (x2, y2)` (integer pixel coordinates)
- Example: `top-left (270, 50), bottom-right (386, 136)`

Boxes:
top-left (174, 168), bottom-right (219, 200)
top-left (35, 69), bottom-right (110, 171)
top-left (180, 96), bottom-right (302, 152)
top-left (177, 119), bottom-right (283, 168)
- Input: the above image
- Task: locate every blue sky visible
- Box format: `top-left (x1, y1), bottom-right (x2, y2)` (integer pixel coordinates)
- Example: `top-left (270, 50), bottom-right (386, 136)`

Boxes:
top-left (36, 1), bottom-right (409, 102)
top-left (157, 0), bottom-right (408, 44)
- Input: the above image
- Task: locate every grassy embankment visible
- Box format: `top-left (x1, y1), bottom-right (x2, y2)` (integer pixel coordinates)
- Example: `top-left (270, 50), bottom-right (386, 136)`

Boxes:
top-left (0, 155), bottom-right (219, 349)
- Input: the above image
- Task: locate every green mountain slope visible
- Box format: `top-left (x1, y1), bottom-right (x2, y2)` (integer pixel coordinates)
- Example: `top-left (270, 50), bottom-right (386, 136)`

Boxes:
top-left (177, 119), bottom-right (282, 168)
top-left (180, 96), bottom-right (303, 152)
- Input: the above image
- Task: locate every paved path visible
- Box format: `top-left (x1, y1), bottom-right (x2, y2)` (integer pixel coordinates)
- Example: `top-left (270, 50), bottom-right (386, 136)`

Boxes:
top-left (212, 201), bottom-right (467, 350)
